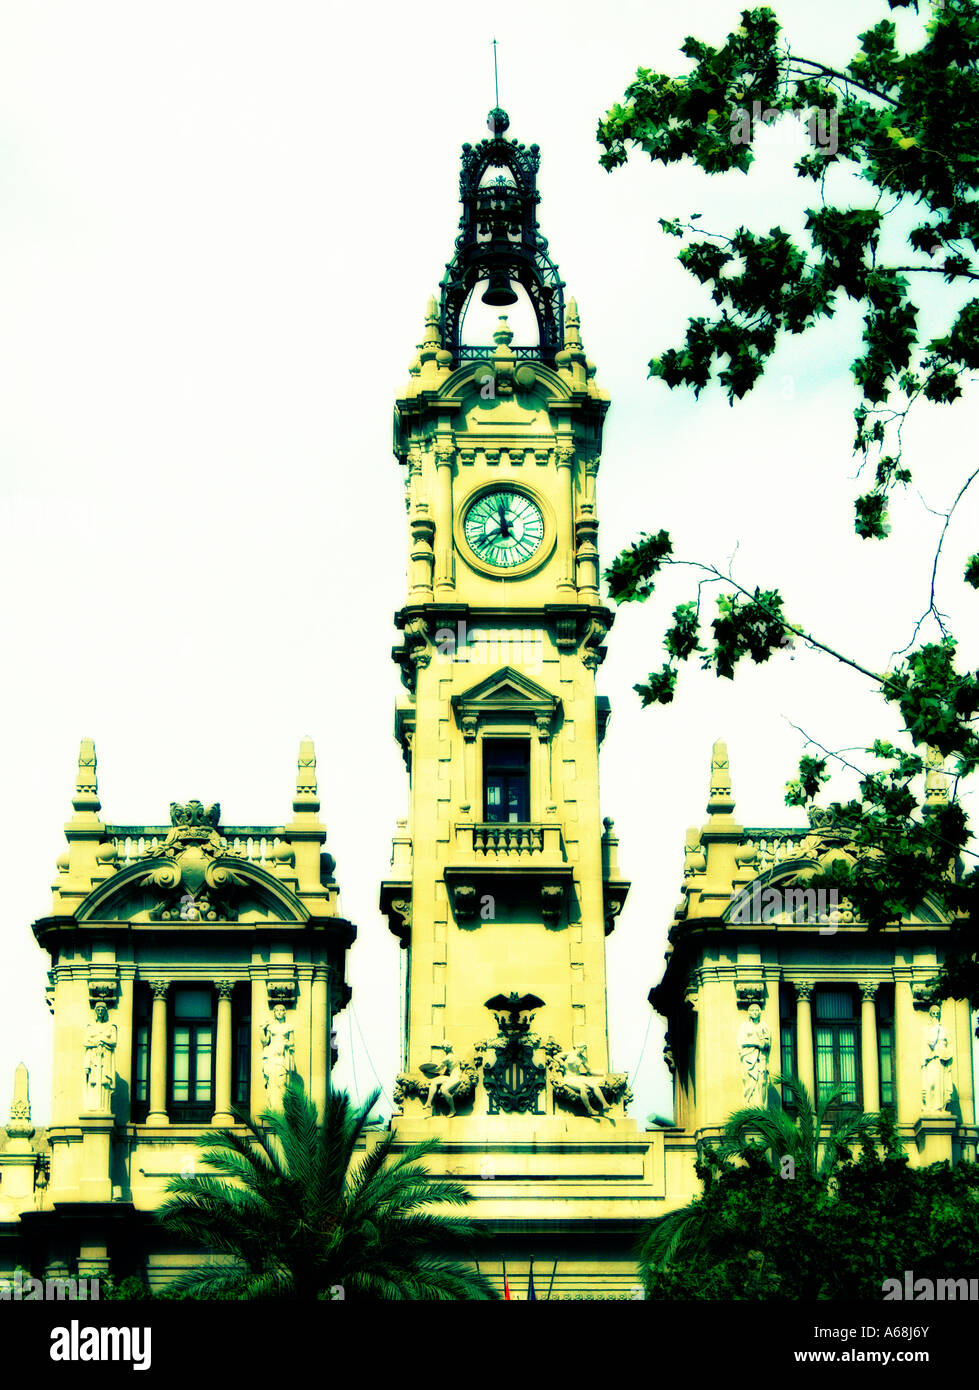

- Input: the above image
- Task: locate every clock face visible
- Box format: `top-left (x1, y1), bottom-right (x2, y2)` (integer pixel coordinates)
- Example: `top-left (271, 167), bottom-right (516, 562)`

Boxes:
top-left (463, 489), bottom-right (545, 570)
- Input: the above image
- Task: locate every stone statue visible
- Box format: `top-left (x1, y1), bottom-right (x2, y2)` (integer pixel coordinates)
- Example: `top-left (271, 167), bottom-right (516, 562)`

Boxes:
top-left (392, 1044), bottom-right (478, 1116)
top-left (83, 1003), bottom-right (117, 1112)
top-left (261, 1003), bottom-right (296, 1111)
top-left (548, 1044), bottom-right (612, 1118)
top-left (419, 1043), bottom-right (465, 1117)
top-left (922, 1004), bottom-right (953, 1113)
top-left (738, 1003), bottom-right (771, 1106)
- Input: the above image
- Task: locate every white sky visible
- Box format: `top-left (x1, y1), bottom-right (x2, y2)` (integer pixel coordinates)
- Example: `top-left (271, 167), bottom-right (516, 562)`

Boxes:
top-left (1, 0), bottom-right (976, 1126)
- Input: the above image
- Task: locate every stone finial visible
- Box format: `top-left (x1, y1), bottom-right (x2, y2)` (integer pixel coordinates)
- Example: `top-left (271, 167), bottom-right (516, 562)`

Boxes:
top-left (564, 297), bottom-right (583, 350)
top-left (7, 1063), bottom-right (34, 1139)
top-left (556, 297), bottom-right (588, 379)
top-left (683, 826), bottom-right (706, 876)
top-left (417, 295), bottom-right (451, 375)
top-left (294, 736), bottom-right (320, 812)
top-left (924, 747), bottom-right (949, 816)
top-left (421, 296), bottom-right (440, 348)
top-left (492, 316), bottom-right (514, 348)
top-left (73, 737), bottom-right (101, 814)
top-left (706, 739), bottom-right (736, 816)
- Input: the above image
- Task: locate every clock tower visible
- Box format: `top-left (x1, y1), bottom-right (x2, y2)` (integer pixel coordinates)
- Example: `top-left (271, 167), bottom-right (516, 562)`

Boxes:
top-left (379, 110), bottom-right (663, 1297)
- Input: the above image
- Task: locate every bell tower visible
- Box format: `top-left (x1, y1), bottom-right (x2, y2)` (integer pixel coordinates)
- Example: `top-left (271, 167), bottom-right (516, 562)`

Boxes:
top-left (380, 111), bottom-right (661, 1297)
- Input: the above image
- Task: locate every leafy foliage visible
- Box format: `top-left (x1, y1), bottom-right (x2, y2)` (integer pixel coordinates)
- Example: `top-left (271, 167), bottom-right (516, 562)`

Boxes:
top-left (154, 1075), bottom-right (497, 1301)
top-left (598, 1), bottom-right (979, 536)
top-left (598, 2), bottom-right (979, 1005)
top-left (640, 1080), bottom-right (979, 1299)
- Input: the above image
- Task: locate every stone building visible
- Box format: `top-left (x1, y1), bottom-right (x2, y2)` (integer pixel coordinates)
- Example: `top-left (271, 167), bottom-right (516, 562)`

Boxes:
top-left (653, 740), bottom-right (977, 1204)
top-left (0, 109), bottom-right (974, 1297)
top-left (0, 738), bottom-right (354, 1284)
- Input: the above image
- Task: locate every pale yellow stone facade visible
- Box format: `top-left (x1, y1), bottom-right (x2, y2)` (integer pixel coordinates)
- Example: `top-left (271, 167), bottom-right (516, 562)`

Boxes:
top-left (0, 739), bottom-right (354, 1285)
top-left (1, 111), bottom-right (975, 1299)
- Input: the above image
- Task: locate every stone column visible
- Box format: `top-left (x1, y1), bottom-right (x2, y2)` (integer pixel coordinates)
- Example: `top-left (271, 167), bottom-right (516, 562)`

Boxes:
top-left (250, 974), bottom-right (266, 1119)
top-left (555, 442), bottom-right (576, 593)
top-left (860, 982), bottom-right (880, 1112)
top-left (535, 717), bottom-right (552, 816)
top-left (461, 716), bottom-right (477, 814)
top-left (795, 982), bottom-right (815, 1099)
top-left (955, 998), bottom-right (976, 1127)
top-left (895, 981), bottom-right (919, 1126)
top-left (433, 440), bottom-right (454, 593)
top-left (212, 981), bottom-right (235, 1125)
top-left (147, 981), bottom-right (169, 1125)
top-left (310, 969), bottom-right (329, 1121)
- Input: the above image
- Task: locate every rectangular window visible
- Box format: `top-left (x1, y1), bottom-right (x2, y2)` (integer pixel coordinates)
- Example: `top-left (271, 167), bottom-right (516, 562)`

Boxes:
top-left (232, 983), bottom-right (251, 1110)
top-left (877, 986), bottom-right (896, 1111)
top-left (779, 984), bottom-right (797, 1109)
top-left (814, 988), bottom-right (860, 1106)
top-left (131, 982), bottom-right (151, 1122)
top-left (483, 738), bottom-right (530, 823)
top-left (168, 986), bottom-right (216, 1122)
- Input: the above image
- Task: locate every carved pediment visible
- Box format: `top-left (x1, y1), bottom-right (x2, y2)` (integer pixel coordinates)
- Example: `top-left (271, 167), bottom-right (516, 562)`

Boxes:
top-left (452, 665), bottom-right (560, 725)
top-left (76, 858), bottom-right (308, 926)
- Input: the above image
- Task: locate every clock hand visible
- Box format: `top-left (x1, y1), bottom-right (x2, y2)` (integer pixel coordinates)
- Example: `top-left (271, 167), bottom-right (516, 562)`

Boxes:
top-left (497, 501), bottom-right (510, 538)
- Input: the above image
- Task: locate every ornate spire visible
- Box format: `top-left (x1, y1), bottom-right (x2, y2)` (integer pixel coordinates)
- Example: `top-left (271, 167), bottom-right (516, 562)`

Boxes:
top-left (706, 739), bottom-right (736, 816)
top-left (439, 111), bottom-right (565, 366)
top-left (7, 1062), bottom-right (33, 1139)
top-left (73, 737), bottom-right (100, 814)
top-left (294, 736), bottom-right (320, 813)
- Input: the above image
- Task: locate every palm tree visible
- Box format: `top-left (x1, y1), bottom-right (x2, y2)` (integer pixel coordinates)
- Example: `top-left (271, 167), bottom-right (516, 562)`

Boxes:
top-left (157, 1075), bottom-right (498, 1299)
top-left (719, 1073), bottom-right (886, 1180)
top-left (640, 1074), bottom-right (884, 1270)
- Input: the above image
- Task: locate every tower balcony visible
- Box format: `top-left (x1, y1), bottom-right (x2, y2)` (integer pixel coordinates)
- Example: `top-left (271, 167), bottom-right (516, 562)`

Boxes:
top-left (446, 820), bottom-right (572, 925)
top-left (457, 821), bottom-right (563, 860)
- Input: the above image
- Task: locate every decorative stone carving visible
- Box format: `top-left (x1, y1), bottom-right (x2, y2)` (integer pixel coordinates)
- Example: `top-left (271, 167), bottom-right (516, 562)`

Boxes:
top-left (913, 982), bottom-right (938, 1011)
top-left (547, 1042), bottom-right (631, 1120)
top-left (393, 1043), bottom-right (477, 1117)
top-left (663, 1035), bottom-right (676, 1078)
top-left (476, 993), bottom-right (548, 1115)
top-left (83, 1003), bottom-right (117, 1113)
top-left (87, 972), bottom-right (119, 1010)
top-left (922, 1004), bottom-right (953, 1114)
top-left (261, 1003), bottom-right (296, 1112)
top-left (7, 1063), bottom-right (34, 1139)
top-left (452, 884), bottom-right (478, 921)
top-left (216, 980), bottom-right (235, 1001)
top-left (795, 981), bottom-right (814, 1002)
top-left (393, 615), bottom-right (434, 691)
top-left (860, 981), bottom-right (879, 1002)
top-left (738, 1002), bottom-right (771, 1106)
top-left (707, 739), bottom-right (735, 815)
top-left (735, 983), bottom-right (767, 1010)
top-left (554, 616), bottom-right (577, 653)
top-left (266, 972), bottom-right (298, 1010)
top-left (390, 899), bottom-right (411, 930)
top-left (141, 801), bottom-right (244, 922)
top-left (580, 616), bottom-right (610, 672)
top-left (540, 883), bottom-right (564, 924)
top-left (683, 827), bottom-right (706, 877)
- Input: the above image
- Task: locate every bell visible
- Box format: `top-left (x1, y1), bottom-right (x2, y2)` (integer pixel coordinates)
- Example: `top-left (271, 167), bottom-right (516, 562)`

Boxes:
top-left (481, 269), bottom-right (518, 307)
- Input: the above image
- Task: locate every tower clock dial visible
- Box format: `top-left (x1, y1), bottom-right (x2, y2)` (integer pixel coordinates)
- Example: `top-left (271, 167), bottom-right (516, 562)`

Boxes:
top-left (462, 488), bottom-right (545, 570)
